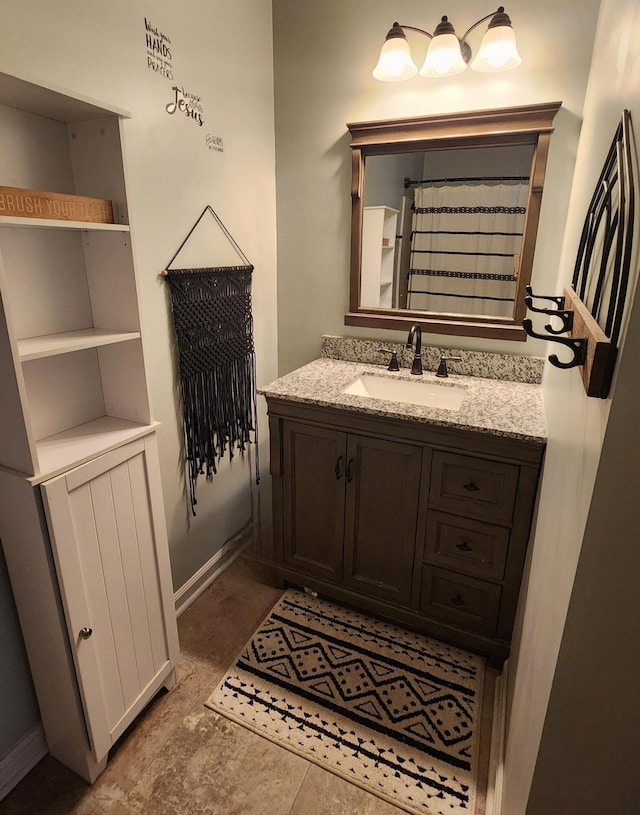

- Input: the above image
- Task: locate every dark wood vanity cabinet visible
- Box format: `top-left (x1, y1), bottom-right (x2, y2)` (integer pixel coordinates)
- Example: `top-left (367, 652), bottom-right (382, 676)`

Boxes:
top-left (263, 398), bottom-right (544, 665)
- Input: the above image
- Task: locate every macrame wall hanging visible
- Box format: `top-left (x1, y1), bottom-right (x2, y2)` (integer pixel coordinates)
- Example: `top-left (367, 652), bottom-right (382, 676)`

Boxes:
top-left (162, 206), bottom-right (259, 514)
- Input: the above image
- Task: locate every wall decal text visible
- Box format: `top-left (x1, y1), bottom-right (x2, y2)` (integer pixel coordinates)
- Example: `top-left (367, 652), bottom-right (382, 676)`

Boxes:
top-left (166, 86), bottom-right (204, 127)
top-left (206, 134), bottom-right (224, 153)
top-left (145, 18), bottom-right (173, 80)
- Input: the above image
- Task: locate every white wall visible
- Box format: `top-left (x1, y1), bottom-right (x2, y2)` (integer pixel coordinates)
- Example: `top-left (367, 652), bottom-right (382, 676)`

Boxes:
top-left (503, 0), bottom-right (640, 811)
top-left (0, 0), bottom-right (277, 769)
top-left (272, 0), bottom-right (600, 374)
top-left (0, 548), bottom-right (39, 759)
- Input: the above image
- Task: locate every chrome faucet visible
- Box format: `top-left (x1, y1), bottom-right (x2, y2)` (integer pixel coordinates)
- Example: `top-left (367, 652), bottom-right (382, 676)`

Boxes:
top-left (406, 324), bottom-right (423, 375)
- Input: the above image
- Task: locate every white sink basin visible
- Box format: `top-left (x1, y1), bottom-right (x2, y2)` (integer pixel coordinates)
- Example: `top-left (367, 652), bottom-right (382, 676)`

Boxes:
top-left (341, 374), bottom-right (467, 411)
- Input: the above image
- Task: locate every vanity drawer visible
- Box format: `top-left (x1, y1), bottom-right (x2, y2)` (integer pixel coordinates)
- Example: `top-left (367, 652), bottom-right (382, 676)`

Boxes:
top-left (423, 511), bottom-right (509, 582)
top-left (429, 451), bottom-right (519, 523)
top-left (418, 566), bottom-right (501, 634)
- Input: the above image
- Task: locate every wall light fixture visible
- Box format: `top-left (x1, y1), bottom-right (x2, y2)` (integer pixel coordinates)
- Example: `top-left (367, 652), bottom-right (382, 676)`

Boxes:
top-left (373, 6), bottom-right (521, 81)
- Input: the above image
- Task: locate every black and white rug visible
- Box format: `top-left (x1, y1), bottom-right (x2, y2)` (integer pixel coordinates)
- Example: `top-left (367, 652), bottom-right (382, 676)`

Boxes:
top-left (206, 590), bottom-right (485, 814)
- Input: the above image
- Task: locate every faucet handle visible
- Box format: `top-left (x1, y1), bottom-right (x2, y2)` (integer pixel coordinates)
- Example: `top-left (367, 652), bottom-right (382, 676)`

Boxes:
top-left (378, 348), bottom-right (400, 371)
top-left (436, 355), bottom-right (462, 378)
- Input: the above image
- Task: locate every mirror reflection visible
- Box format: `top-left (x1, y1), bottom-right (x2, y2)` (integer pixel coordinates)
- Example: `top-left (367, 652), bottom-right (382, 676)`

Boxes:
top-left (361, 144), bottom-right (534, 318)
top-left (346, 103), bottom-right (561, 341)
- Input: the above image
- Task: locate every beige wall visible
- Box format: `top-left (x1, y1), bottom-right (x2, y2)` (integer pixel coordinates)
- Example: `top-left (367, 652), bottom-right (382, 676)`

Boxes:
top-left (0, 0), bottom-right (277, 765)
top-left (272, 0), bottom-right (600, 374)
top-left (504, 0), bottom-right (640, 811)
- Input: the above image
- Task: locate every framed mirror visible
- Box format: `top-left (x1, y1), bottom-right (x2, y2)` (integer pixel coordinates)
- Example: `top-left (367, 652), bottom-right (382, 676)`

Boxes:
top-left (346, 102), bottom-right (561, 341)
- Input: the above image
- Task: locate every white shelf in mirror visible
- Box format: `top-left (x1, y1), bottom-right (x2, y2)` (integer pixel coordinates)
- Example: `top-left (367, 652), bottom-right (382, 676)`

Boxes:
top-left (0, 215), bottom-right (129, 231)
top-left (30, 416), bottom-right (160, 484)
top-left (18, 328), bottom-right (141, 361)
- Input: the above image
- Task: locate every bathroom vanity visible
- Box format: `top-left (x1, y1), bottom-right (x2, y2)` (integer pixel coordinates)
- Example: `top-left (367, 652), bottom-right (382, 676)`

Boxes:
top-left (258, 356), bottom-right (546, 666)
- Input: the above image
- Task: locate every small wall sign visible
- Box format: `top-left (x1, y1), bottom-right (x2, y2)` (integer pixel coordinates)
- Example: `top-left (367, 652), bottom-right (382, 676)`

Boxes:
top-left (0, 186), bottom-right (114, 223)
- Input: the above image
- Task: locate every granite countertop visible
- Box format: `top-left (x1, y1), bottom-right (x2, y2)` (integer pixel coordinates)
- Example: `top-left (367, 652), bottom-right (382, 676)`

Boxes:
top-left (259, 358), bottom-right (547, 444)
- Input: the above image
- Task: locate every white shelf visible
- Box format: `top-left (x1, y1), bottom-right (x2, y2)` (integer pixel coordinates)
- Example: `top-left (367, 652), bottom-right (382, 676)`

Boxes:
top-left (0, 70), bottom-right (131, 122)
top-left (0, 215), bottom-right (129, 232)
top-left (361, 206), bottom-right (399, 308)
top-left (31, 416), bottom-right (159, 484)
top-left (18, 329), bottom-right (141, 361)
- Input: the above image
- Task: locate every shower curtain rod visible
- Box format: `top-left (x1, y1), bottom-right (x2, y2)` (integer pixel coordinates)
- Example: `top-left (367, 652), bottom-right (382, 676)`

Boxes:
top-left (403, 175), bottom-right (530, 188)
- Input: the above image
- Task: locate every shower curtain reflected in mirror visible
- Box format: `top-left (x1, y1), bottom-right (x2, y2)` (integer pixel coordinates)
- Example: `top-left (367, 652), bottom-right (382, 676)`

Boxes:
top-left (404, 180), bottom-right (528, 317)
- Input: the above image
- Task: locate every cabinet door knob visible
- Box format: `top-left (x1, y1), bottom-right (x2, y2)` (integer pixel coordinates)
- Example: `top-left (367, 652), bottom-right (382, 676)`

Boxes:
top-left (463, 481), bottom-right (480, 492)
top-left (79, 627), bottom-right (93, 640)
top-left (450, 594), bottom-right (466, 607)
top-left (335, 456), bottom-right (343, 480)
top-left (456, 540), bottom-right (473, 552)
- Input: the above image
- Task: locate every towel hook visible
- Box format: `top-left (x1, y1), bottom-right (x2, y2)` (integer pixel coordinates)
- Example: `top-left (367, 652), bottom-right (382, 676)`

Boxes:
top-left (524, 295), bottom-right (574, 334)
top-left (525, 285), bottom-right (566, 310)
top-left (523, 318), bottom-right (587, 369)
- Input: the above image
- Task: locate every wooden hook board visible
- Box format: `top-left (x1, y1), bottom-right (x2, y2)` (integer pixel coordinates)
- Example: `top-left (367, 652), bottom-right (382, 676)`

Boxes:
top-left (564, 286), bottom-right (616, 398)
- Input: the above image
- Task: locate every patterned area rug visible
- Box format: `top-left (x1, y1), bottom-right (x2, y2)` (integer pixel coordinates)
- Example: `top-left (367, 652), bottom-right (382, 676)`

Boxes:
top-left (206, 590), bottom-right (485, 815)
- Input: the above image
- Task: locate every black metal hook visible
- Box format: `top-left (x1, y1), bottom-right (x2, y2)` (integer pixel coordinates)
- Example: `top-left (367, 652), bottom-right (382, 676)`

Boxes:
top-left (548, 342), bottom-right (587, 370)
top-left (523, 319), bottom-right (587, 369)
top-left (524, 296), bottom-right (574, 334)
top-left (546, 313), bottom-right (574, 335)
top-left (525, 285), bottom-right (566, 310)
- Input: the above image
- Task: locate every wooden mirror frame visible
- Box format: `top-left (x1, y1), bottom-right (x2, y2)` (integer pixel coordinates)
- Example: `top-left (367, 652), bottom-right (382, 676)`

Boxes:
top-left (346, 101), bottom-right (561, 341)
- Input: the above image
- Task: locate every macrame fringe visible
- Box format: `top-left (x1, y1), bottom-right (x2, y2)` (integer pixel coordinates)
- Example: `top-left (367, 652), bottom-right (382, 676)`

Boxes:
top-left (164, 266), bottom-right (259, 514)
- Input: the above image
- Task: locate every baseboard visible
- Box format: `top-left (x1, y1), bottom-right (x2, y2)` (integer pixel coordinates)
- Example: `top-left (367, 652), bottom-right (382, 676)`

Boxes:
top-left (0, 723), bottom-right (47, 801)
top-left (485, 658), bottom-right (508, 815)
top-left (173, 520), bottom-right (252, 618)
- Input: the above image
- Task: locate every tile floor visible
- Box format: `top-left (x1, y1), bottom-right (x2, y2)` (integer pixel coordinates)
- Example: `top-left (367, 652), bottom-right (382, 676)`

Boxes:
top-left (0, 555), bottom-right (496, 815)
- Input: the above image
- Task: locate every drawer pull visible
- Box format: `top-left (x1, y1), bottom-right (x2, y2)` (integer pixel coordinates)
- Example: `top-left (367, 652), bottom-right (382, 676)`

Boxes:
top-left (456, 540), bottom-right (473, 552)
top-left (450, 593), bottom-right (466, 607)
top-left (463, 481), bottom-right (480, 492)
top-left (335, 456), bottom-right (343, 480)
top-left (79, 627), bottom-right (93, 640)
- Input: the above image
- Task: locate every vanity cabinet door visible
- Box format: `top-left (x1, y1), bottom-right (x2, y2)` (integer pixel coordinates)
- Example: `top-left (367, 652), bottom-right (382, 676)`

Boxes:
top-left (282, 421), bottom-right (346, 581)
top-left (343, 434), bottom-right (422, 604)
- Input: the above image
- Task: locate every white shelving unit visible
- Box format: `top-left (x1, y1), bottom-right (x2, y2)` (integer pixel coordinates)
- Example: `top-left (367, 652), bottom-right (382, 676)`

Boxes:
top-left (0, 72), bottom-right (179, 783)
top-left (360, 205), bottom-right (399, 308)
top-left (0, 98), bottom-right (151, 482)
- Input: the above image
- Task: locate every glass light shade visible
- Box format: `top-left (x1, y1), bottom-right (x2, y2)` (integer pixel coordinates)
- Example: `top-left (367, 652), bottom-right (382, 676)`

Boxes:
top-left (470, 25), bottom-right (522, 72)
top-left (419, 33), bottom-right (467, 78)
top-left (373, 37), bottom-right (418, 81)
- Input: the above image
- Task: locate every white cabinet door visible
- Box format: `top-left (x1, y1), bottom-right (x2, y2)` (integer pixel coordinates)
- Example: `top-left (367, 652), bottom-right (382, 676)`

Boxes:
top-left (41, 433), bottom-right (179, 762)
